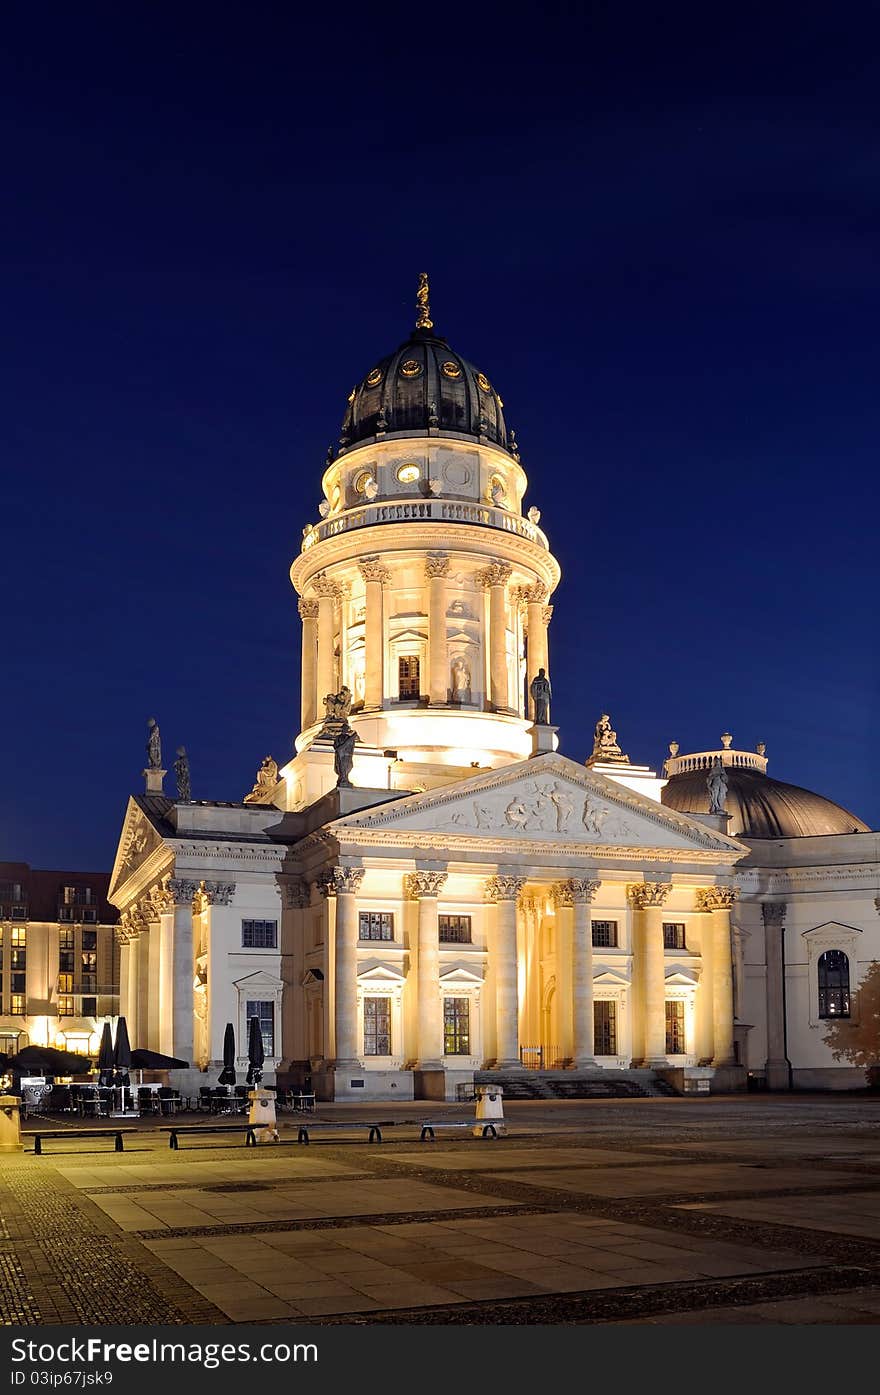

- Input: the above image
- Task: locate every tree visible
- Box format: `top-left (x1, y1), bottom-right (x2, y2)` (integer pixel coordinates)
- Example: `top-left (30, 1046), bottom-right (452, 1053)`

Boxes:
top-left (823, 960), bottom-right (880, 1087)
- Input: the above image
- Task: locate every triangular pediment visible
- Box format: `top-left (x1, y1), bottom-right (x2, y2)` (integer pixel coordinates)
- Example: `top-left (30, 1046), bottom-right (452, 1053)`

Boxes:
top-left (331, 754), bottom-right (747, 855)
top-left (438, 963), bottom-right (486, 985)
top-left (357, 962), bottom-right (407, 984)
top-left (232, 969), bottom-right (284, 992)
top-left (802, 921), bottom-right (863, 939)
top-left (109, 796), bottom-right (169, 903)
top-left (665, 963), bottom-right (702, 986)
top-left (593, 965), bottom-right (631, 986)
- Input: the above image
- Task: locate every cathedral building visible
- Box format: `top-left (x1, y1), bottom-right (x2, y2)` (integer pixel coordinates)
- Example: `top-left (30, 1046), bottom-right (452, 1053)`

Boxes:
top-left (108, 279), bottom-right (879, 1099)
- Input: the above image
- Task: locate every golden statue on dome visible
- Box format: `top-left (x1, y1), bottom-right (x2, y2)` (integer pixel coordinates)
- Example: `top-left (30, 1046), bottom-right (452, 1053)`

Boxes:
top-left (415, 271), bottom-right (433, 330)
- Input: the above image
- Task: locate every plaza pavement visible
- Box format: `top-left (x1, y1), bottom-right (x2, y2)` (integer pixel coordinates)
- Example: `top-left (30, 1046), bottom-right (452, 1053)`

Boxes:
top-left (2, 1095), bottom-right (880, 1325)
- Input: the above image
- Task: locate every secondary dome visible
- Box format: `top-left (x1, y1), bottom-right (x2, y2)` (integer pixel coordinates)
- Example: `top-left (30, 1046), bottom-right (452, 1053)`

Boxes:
top-left (337, 275), bottom-right (514, 458)
top-left (661, 737), bottom-right (869, 838)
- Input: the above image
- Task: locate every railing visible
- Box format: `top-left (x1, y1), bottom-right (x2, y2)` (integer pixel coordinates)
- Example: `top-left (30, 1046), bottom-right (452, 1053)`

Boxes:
top-left (519, 1045), bottom-right (562, 1070)
top-left (302, 499), bottom-right (550, 551)
top-left (663, 749), bottom-right (768, 777)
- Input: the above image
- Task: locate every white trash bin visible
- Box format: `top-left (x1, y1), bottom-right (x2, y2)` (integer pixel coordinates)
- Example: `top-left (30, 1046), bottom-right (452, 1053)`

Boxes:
top-left (473, 1084), bottom-right (506, 1137)
top-left (248, 1087), bottom-right (279, 1143)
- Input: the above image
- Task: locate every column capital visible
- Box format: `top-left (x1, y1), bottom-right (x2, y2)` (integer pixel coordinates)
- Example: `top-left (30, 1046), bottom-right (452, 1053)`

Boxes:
top-left (312, 571), bottom-right (341, 598)
top-left (317, 866), bottom-right (366, 897)
top-left (298, 597), bottom-right (319, 620)
top-left (696, 885), bottom-right (739, 912)
top-left (167, 878), bottom-right (199, 906)
top-left (553, 877), bottom-right (601, 907)
top-left (516, 580), bottom-right (548, 606)
top-left (193, 879), bottom-right (236, 910)
top-left (542, 604), bottom-right (554, 627)
top-left (485, 873), bottom-right (527, 902)
top-left (281, 876), bottom-right (311, 909)
top-left (476, 560), bottom-right (512, 589)
top-left (627, 880), bottom-right (672, 910)
top-left (359, 555), bottom-right (391, 585)
top-left (762, 900), bottom-right (787, 928)
top-left (405, 870), bottom-right (448, 899)
top-left (424, 553), bottom-right (450, 580)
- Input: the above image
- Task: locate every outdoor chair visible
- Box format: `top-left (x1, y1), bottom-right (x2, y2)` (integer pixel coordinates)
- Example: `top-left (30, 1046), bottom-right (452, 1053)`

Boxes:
top-left (197, 1087), bottom-right (213, 1113)
top-left (137, 1088), bottom-right (160, 1115)
top-left (77, 1088), bottom-right (102, 1119)
top-left (157, 1087), bottom-right (181, 1116)
top-left (48, 1085), bottom-right (72, 1114)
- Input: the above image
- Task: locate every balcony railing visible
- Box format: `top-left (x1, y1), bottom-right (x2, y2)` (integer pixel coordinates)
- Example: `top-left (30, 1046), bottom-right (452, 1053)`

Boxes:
top-left (663, 749), bottom-right (768, 777)
top-left (302, 499), bottom-right (550, 552)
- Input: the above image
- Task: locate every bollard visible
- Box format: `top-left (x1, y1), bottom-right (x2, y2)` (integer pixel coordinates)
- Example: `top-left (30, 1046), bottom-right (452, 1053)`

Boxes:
top-left (473, 1084), bottom-right (506, 1137)
top-left (0, 1096), bottom-right (23, 1153)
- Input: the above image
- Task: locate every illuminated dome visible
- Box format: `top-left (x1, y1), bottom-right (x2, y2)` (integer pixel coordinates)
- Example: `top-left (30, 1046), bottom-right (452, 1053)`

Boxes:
top-left (336, 274), bottom-right (515, 459)
top-left (660, 735), bottom-right (870, 838)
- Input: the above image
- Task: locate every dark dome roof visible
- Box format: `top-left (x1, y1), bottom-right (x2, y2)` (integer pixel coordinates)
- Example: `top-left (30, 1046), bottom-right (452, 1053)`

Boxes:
top-left (661, 767), bottom-right (870, 839)
top-left (338, 328), bottom-right (515, 457)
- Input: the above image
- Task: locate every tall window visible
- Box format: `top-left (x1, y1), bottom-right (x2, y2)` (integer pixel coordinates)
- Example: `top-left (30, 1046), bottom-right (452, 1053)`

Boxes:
top-left (359, 911), bottom-right (394, 941)
top-left (81, 997), bottom-right (97, 1017)
top-left (818, 950), bottom-right (851, 1019)
top-left (439, 914), bottom-right (472, 944)
top-left (663, 923), bottom-right (686, 951)
top-left (594, 1000), bottom-right (617, 1055)
top-left (242, 920), bottom-right (277, 949)
top-left (57, 973), bottom-right (74, 994)
top-left (363, 997), bottom-right (391, 1056)
top-left (444, 997), bottom-right (470, 1055)
top-left (80, 949), bottom-right (97, 993)
top-left (398, 655), bottom-right (420, 699)
top-left (57, 996), bottom-right (74, 1017)
top-left (592, 920), bottom-right (618, 948)
top-left (246, 1000), bottom-right (275, 1056)
top-left (665, 1000), bottom-right (686, 1054)
top-left (10, 995), bottom-right (25, 1016)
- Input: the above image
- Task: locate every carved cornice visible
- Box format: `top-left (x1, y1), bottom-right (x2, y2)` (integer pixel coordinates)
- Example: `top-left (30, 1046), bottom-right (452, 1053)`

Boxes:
top-left (476, 561), bottom-right (513, 590)
top-left (358, 555), bottom-right (391, 585)
top-left (298, 597), bottom-right (319, 620)
top-left (696, 886), bottom-right (740, 912)
top-left (404, 871), bottom-right (449, 899)
top-left (553, 878), bottom-right (601, 907)
top-left (485, 873), bottom-right (527, 902)
top-left (424, 553), bottom-right (450, 580)
top-left (316, 866), bottom-right (366, 897)
top-left (627, 881), bottom-right (672, 910)
top-left (762, 901), bottom-right (787, 928)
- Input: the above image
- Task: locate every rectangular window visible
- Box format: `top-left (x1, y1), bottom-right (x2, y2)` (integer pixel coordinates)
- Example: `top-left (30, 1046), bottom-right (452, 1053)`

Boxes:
top-left (359, 911), bottom-right (394, 941)
top-left (443, 997), bottom-right (470, 1055)
top-left (11, 972), bottom-right (26, 994)
top-left (10, 994), bottom-right (25, 1016)
top-left (57, 996), bottom-right (74, 1017)
top-left (665, 1000), bottom-right (686, 1054)
top-left (594, 1000), bottom-right (617, 1055)
top-left (82, 908), bottom-right (97, 923)
top-left (663, 922), bottom-right (687, 951)
top-left (363, 996), bottom-right (391, 1056)
top-left (398, 655), bottom-right (420, 699)
top-left (57, 973), bottom-right (73, 994)
top-left (245, 1000), bottom-right (275, 1057)
top-left (10, 905), bottom-right (26, 920)
top-left (11, 928), bottom-right (26, 948)
top-left (439, 914), bottom-right (472, 944)
top-left (241, 919), bottom-right (278, 949)
top-left (81, 997), bottom-right (97, 1017)
top-left (0, 883), bottom-right (22, 902)
top-left (592, 920), bottom-right (618, 948)
top-left (81, 930), bottom-right (97, 950)
top-left (59, 928), bottom-right (74, 951)
top-left (59, 950), bottom-right (75, 974)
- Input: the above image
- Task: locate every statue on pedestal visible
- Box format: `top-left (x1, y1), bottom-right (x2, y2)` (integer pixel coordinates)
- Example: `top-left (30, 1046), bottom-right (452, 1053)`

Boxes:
top-left (146, 717), bottom-right (162, 769)
top-left (174, 746), bottom-right (191, 801)
top-left (333, 722), bottom-right (358, 788)
top-left (589, 713), bottom-right (629, 765)
top-left (707, 757), bottom-right (729, 815)
top-left (530, 668), bottom-right (552, 725)
top-left (244, 755), bottom-right (279, 804)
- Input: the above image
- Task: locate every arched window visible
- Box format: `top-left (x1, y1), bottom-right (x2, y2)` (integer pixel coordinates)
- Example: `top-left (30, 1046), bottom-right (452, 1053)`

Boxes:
top-left (818, 950), bottom-right (851, 1019)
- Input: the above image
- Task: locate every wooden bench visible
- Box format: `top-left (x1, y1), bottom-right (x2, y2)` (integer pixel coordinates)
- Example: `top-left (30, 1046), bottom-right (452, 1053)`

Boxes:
top-left (295, 1120), bottom-right (396, 1145)
top-left (419, 1121), bottom-right (499, 1141)
top-left (161, 1124), bottom-right (259, 1150)
top-left (30, 1127), bottom-right (136, 1156)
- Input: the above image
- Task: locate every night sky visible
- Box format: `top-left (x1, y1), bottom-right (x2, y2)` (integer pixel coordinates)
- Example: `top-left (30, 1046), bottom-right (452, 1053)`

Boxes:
top-left (2, 5), bottom-right (878, 869)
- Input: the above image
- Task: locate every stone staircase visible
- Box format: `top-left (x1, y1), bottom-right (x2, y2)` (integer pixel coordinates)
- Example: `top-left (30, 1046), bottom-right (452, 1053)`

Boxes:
top-left (473, 1068), bottom-right (679, 1100)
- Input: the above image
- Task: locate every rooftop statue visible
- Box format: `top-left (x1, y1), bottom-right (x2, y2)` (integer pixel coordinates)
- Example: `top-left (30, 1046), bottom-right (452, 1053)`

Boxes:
top-left (146, 717), bottom-right (162, 770)
top-left (323, 687), bottom-right (352, 724)
top-left (174, 746), bottom-right (191, 802)
top-left (333, 722), bottom-right (358, 788)
top-left (244, 755), bottom-right (279, 804)
top-left (590, 713), bottom-right (629, 765)
top-left (707, 756), bottom-right (729, 815)
top-left (530, 668), bottom-right (552, 725)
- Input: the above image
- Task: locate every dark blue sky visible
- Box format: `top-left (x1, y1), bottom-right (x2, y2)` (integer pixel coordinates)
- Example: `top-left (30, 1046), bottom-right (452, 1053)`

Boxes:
top-left (2, 4), bottom-right (878, 868)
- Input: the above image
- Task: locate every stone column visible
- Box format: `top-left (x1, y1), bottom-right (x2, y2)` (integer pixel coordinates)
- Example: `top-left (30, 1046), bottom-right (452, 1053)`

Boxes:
top-left (627, 882), bottom-right (672, 1067)
top-left (313, 574), bottom-right (337, 710)
top-left (405, 870), bottom-right (448, 1067)
top-left (319, 867), bottom-right (366, 1068)
top-left (425, 554), bottom-right (450, 705)
top-left (298, 597), bottom-right (319, 729)
top-left (168, 879), bottom-right (204, 1067)
top-left (697, 886), bottom-right (738, 1066)
top-left (478, 562), bottom-right (512, 711)
top-left (523, 582), bottom-right (549, 710)
top-left (761, 901), bottom-right (791, 1089)
top-left (359, 557), bottom-right (390, 709)
top-left (136, 925), bottom-right (150, 1050)
top-left (551, 885), bottom-right (574, 1061)
top-left (485, 874), bottom-right (526, 1068)
top-left (556, 878), bottom-right (601, 1067)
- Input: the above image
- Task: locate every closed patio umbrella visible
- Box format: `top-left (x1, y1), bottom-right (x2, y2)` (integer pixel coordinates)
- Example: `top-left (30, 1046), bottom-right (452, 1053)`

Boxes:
top-left (113, 1017), bottom-right (132, 1087)
top-left (217, 1022), bottom-right (237, 1085)
top-left (130, 1049), bottom-right (189, 1069)
top-left (246, 1013), bottom-right (264, 1087)
top-left (97, 1022), bottom-right (115, 1087)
